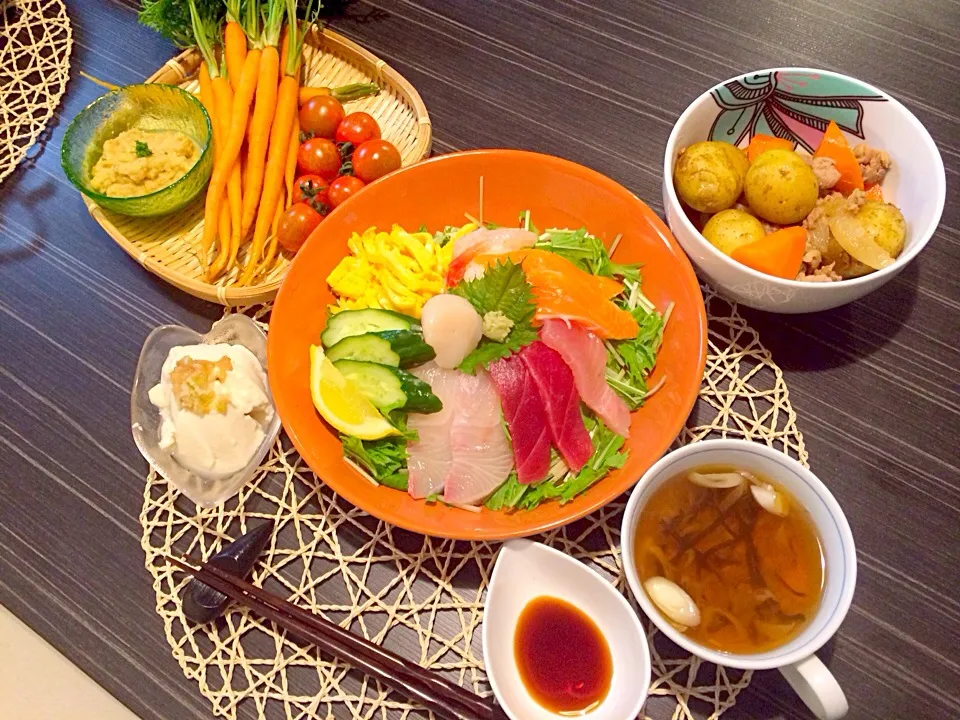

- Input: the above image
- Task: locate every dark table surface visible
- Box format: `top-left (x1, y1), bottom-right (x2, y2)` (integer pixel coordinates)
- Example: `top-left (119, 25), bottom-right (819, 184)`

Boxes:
top-left (2, 1), bottom-right (958, 719)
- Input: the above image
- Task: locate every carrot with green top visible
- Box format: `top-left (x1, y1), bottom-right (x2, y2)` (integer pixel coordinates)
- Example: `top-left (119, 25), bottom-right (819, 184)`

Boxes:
top-left (731, 226), bottom-right (807, 279)
top-left (284, 115), bottom-right (299, 210)
top-left (746, 134), bottom-right (794, 163)
top-left (224, 0), bottom-right (247, 94)
top-left (298, 83), bottom-right (381, 106)
top-left (241, 0), bottom-right (316, 285)
top-left (196, 0), bottom-right (262, 275)
top-left (188, 1), bottom-right (233, 266)
top-left (814, 121), bottom-right (864, 195)
top-left (240, 0), bottom-right (283, 238)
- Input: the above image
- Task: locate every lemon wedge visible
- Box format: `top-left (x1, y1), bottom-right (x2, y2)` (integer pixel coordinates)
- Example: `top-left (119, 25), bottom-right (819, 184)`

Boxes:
top-left (309, 345), bottom-right (399, 440)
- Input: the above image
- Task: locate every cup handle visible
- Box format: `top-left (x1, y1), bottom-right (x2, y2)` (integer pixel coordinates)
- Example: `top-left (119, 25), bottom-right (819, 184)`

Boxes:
top-left (778, 655), bottom-right (848, 720)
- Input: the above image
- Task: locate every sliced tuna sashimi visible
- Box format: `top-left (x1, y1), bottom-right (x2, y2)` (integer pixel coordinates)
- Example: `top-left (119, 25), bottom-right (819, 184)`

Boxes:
top-left (519, 341), bottom-right (594, 472)
top-left (539, 319), bottom-right (631, 438)
top-left (406, 362), bottom-right (457, 499)
top-left (443, 370), bottom-right (514, 505)
top-left (489, 355), bottom-right (552, 484)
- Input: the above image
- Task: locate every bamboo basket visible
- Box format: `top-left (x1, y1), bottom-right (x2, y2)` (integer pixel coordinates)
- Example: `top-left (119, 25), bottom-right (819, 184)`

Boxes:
top-left (83, 27), bottom-right (432, 306)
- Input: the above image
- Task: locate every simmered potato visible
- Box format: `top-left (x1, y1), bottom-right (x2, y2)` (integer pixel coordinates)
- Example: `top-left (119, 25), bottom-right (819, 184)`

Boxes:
top-left (744, 149), bottom-right (819, 224)
top-left (858, 201), bottom-right (906, 258)
top-left (674, 141), bottom-right (745, 213)
top-left (702, 209), bottom-right (766, 256)
top-left (721, 143), bottom-right (749, 180)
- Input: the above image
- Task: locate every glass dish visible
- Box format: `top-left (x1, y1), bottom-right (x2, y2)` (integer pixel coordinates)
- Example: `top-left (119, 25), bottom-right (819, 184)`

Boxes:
top-left (61, 83), bottom-right (213, 217)
top-left (131, 314), bottom-right (280, 507)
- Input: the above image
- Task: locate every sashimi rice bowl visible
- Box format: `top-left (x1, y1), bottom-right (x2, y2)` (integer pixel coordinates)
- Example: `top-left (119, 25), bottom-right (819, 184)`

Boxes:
top-left (268, 150), bottom-right (707, 539)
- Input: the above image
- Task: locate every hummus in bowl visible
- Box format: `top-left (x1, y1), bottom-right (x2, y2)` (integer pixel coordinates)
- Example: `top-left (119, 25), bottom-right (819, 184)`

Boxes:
top-left (62, 83), bottom-right (213, 217)
top-left (89, 128), bottom-right (200, 197)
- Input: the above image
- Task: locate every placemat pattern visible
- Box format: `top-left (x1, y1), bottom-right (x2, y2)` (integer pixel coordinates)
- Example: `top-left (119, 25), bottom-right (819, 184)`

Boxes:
top-left (141, 286), bottom-right (805, 719)
top-left (0, 0), bottom-right (72, 184)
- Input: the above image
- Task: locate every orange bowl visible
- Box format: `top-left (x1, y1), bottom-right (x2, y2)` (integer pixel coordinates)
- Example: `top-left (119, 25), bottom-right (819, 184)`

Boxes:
top-left (268, 150), bottom-right (707, 539)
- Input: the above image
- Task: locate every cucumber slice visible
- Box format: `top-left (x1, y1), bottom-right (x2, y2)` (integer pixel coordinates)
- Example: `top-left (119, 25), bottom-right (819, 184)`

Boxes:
top-left (321, 309), bottom-right (420, 348)
top-left (334, 360), bottom-right (442, 414)
top-left (325, 330), bottom-right (436, 368)
top-left (374, 330), bottom-right (435, 366)
top-left (327, 334), bottom-right (400, 366)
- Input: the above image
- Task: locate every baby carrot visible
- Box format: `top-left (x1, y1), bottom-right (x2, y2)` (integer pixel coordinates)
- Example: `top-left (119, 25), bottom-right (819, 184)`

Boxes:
top-left (241, 0), bottom-right (315, 285)
top-left (298, 83), bottom-right (380, 106)
top-left (240, 0), bottom-right (284, 238)
top-left (284, 115), bottom-right (299, 210)
top-left (203, 49), bottom-right (261, 272)
top-left (224, 0), bottom-right (247, 94)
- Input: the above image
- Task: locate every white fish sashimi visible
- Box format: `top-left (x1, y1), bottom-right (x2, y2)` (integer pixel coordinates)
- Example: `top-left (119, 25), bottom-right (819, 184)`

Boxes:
top-left (451, 228), bottom-right (538, 261)
top-left (443, 370), bottom-right (514, 505)
top-left (406, 363), bottom-right (457, 499)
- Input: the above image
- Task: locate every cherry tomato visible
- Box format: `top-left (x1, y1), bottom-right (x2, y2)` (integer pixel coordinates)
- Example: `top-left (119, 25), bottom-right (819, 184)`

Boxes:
top-left (335, 112), bottom-right (381, 146)
top-left (328, 175), bottom-right (366, 208)
top-left (277, 203), bottom-right (324, 254)
top-left (291, 174), bottom-right (330, 211)
top-left (297, 138), bottom-right (341, 180)
top-left (352, 139), bottom-right (402, 183)
top-left (299, 96), bottom-right (345, 139)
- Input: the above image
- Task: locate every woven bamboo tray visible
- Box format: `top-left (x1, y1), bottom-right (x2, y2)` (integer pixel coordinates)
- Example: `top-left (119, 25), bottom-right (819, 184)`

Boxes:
top-left (83, 27), bottom-right (432, 306)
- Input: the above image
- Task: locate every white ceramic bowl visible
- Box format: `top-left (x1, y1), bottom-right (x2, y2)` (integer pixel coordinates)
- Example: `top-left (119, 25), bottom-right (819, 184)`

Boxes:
top-left (621, 440), bottom-right (857, 720)
top-left (663, 68), bottom-right (945, 313)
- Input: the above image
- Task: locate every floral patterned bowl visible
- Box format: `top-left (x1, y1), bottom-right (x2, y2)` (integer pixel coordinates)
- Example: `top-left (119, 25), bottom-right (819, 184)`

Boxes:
top-left (663, 68), bottom-right (945, 313)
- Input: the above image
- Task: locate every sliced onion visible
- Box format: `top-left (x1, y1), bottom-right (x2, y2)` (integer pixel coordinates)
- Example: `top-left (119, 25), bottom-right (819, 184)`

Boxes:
top-left (751, 483), bottom-right (789, 517)
top-left (828, 212), bottom-right (895, 271)
top-left (687, 471), bottom-right (744, 489)
top-left (643, 576), bottom-right (701, 628)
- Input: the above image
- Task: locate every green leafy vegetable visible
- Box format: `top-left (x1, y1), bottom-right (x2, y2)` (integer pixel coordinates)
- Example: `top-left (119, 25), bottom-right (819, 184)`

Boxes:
top-left (139, 0), bottom-right (224, 47)
top-left (484, 419), bottom-right (628, 511)
top-left (341, 434), bottom-right (409, 490)
top-left (449, 260), bottom-right (538, 373)
top-left (484, 472), bottom-right (527, 511)
top-left (535, 228), bottom-right (641, 282)
top-left (135, 141), bottom-right (153, 158)
top-left (605, 279), bottom-right (667, 409)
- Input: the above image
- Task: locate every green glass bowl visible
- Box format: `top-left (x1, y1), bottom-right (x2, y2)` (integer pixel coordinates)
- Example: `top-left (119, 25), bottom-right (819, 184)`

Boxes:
top-left (61, 84), bottom-right (213, 217)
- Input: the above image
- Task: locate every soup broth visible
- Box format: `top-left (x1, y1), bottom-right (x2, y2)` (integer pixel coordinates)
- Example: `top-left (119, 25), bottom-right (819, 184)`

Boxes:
top-left (633, 465), bottom-right (824, 654)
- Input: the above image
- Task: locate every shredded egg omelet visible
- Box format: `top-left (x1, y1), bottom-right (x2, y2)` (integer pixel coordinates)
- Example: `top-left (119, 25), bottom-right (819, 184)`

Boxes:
top-left (326, 224), bottom-right (475, 317)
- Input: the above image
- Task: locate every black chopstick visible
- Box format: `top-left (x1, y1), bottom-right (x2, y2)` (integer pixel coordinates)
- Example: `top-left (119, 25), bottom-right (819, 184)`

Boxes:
top-left (166, 555), bottom-right (506, 720)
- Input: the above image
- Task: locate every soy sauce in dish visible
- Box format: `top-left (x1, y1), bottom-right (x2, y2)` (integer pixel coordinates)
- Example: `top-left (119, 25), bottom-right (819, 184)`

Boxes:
top-left (514, 595), bottom-right (612, 715)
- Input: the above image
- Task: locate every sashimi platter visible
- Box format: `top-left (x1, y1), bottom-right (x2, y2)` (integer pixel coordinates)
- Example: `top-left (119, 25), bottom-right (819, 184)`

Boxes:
top-left (268, 149), bottom-right (708, 539)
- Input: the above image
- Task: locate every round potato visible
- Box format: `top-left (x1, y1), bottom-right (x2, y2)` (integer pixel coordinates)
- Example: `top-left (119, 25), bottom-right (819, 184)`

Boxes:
top-left (721, 143), bottom-right (749, 179)
top-left (674, 141), bottom-right (744, 213)
top-left (857, 201), bottom-right (906, 258)
top-left (744, 149), bottom-right (819, 224)
top-left (702, 209), bottom-right (766, 256)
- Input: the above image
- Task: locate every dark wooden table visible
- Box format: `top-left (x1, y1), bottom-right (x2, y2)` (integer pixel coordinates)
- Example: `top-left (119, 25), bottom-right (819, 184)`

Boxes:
top-left (2, 1), bottom-right (958, 719)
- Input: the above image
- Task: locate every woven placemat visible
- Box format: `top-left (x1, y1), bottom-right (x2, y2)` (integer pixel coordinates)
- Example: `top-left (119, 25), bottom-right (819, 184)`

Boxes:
top-left (141, 285), bottom-right (806, 719)
top-left (0, 0), bottom-right (72, 185)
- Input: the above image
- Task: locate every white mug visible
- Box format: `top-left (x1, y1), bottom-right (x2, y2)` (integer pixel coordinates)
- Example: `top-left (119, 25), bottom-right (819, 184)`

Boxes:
top-left (621, 440), bottom-right (856, 720)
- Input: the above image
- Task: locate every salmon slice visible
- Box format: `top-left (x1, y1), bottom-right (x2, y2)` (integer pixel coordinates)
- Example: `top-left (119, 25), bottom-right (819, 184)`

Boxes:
top-left (475, 249), bottom-right (638, 340)
top-left (519, 341), bottom-right (594, 472)
top-left (444, 370), bottom-right (514, 505)
top-left (489, 354), bottom-right (552, 484)
top-left (539, 319), bottom-right (631, 438)
top-left (499, 249), bottom-right (624, 300)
